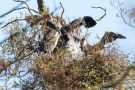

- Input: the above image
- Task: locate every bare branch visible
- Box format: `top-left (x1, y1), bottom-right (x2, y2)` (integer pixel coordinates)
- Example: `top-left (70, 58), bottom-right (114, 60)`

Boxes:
top-left (0, 0), bottom-right (30, 18)
top-left (13, 0), bottom-right (33, 15)
top-left (110, 0), bottom-right (135, 28)
top-left (1, 19), bottom-right (25, 28)
top-left (90, 65), bottom-right (135, 89)
top-left (0, 32), bottom-right (20, 45)
top-left (37, 0), bottom-right (46, 14)
top-left (3, 7), bottom-right (39, 14)
top-left (60, 2), bottom-right (64, 19)
top-left (102, 65), bottom-right (135, 89)
top-left (91, 6), bottom-right (106, 21)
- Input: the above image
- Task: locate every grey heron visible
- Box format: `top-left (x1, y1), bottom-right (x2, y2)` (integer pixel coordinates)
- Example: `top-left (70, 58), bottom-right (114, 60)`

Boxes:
top-left (25, 14), bottom-right (65, 55)
top-left (38, 16), bottom-right (65, 55)
top-left (60, 16), bottom-right (97, 57)
top-left (61, 16), bottom-right (96, 35)
top-left (80, 31), bottom-right (126, 56)
top-left (60, 16), bottom-right (97, 47)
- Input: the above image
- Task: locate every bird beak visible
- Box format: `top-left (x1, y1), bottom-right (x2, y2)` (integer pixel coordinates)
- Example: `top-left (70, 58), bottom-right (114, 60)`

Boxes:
top-left (117, 34), bottom-right (126, 39)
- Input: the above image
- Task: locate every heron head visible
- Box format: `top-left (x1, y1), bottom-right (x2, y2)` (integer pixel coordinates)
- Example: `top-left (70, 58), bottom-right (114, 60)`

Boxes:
top-left (101, 31), bottom-right (126, 44)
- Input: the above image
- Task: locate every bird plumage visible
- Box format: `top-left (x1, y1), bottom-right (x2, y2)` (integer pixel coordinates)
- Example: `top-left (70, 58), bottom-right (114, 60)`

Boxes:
top-left (39, 27), bottom-right (60, 54)
top-left (25, 15), bottom-right (97, 56)
top-left (61, 16), bottom-right (96, 35)
top-left (60, 16), bottom-right (97, 56)
top-left (61, 16), bottom-right (96, 47)
top-left (80, 32), bottom-right (126, 56)
top-left (83, 16), bottom-right (97, 28)
top-left (99, 31), bottom-right (126, 45)
top-left (38, 16), bottom-right (65, 55)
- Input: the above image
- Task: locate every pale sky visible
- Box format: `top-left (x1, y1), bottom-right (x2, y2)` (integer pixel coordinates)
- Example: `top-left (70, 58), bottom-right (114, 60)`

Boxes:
top-left (0, 0), bottom-right (135, 56)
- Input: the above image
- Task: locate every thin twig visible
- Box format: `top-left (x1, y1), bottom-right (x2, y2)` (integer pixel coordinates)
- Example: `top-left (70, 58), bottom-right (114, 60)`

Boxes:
top-left (9, 7), bottom-right (38, 14)
top-left (13, 0), bottom-right (33, 15)
top-left (110, 0), bottom-right (135, 28)
top-left (117, 1), bottom-right (135, 28)
top-left (60, 2), bottom-right (64, 19)
top-left (91, 6), bottom-right (106, 21)
top-left (1, 19), bottom-right (26, 28)
top-left (90, 65), bottom-right (135, 90)
top-left (0, 32), bottom-right (20, 45)
top-left (1, 7), bottom-right (39, 19)
top-left (0, 0), bottom-right (30, 18)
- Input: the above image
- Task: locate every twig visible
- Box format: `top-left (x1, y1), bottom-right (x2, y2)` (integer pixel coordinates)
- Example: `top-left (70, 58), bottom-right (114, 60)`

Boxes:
top-left (1, 19), bottom-right (26, 28)
top-left (0, 0), bottom-right (30, 18)
top-left (117, 1), bottom-right (135, 28)
top-left (60, 2), bottom-right (64, 19)
top-left (9, 7), bottom-right (38, 14)
top-left (1, 7), bottom-right (39, 19)
top-left (110, 0), bottom-right (135, 28)
top-left (0, 32), bottom-right (20, 45)
top-left (13, 0), bottom-right (33, 15)
top-left (91, 6), bottom-right (106, 21)
top-left (90, 65), bottom-right (135, 90)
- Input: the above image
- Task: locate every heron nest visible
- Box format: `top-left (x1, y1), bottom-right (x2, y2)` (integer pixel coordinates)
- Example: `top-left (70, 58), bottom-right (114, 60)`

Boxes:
top-left (31, 46), bottom-right (129, 89)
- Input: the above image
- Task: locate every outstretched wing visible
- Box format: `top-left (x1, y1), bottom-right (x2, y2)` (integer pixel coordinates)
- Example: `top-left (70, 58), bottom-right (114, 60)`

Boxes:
top-left (83, 16), bottom-right (97, 28)
top-left (61, 16), bottom-right (96, 34)
top-left (60, 16), bottom-right (96, 48)
top-left (69, 16), bottom-right (97, 29)
top-left (100, 32), bottom-right (126, 44)
top-left (89, 32), bottom-right (126, 55)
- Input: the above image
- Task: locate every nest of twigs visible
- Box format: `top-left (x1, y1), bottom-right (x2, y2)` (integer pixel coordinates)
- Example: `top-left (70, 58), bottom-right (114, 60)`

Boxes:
top-left (31, 46), bottom-right (129, 90)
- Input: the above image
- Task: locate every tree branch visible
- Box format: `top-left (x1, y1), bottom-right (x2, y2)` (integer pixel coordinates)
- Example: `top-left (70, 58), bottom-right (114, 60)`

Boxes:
top-left (2, 7), bottom-right (39, 15)
top-left (1, 19), bottom-right (26, 29)
top-left (60, 2), bottom-right (64, 19)
top-left (110, 0), bottom-right (135, 28)
top-left (37, 0), bottom-right (47, 14)
top-left (90, 65), bottom-right (135, 89)
top-left (91, 6), bottom-right (106, 21)
top-left (0, 0), bottom-right (30, 18)
top-left (0, 32), bottom-right (20, 45)
top-left (13, 0), bottom-right (33, 15)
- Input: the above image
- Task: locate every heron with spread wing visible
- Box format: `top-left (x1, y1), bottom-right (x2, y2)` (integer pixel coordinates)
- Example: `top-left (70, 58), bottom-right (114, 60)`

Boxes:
top-left (60, 16), bottom-right (97, 56)
top-left (80, 31), bottom-right (126, 56)
top-left (61, 16), bottom-right (96, 35)
top-left (25, 15), bottom-right (97, 56)
top-left (60, 16), bottom-right (96, 46)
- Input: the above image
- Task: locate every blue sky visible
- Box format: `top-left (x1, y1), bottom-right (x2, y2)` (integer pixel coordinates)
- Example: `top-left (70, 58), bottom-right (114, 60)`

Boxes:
top-left (0, 0), bottom-right (135, 56)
